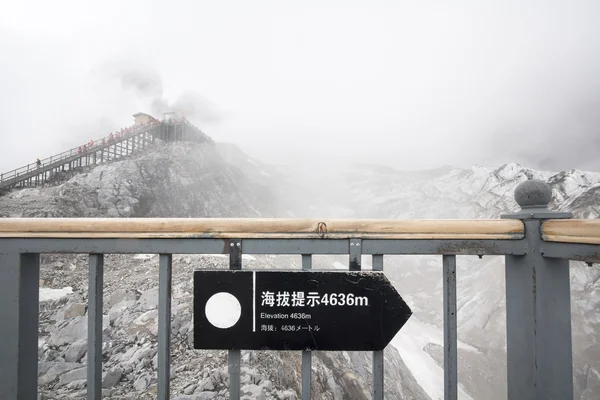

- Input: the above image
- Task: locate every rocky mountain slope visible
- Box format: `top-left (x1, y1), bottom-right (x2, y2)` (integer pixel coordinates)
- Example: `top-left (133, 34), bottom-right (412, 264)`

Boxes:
top-left (2, 137), bottom-right (598, 399)
top-left (281, 162), bottom-right (600, 400)
top-left (0, 140), bottom-right (428, 400)
top-left (36, 253), bottom-right (428, 400)
top-left (0, 141), bottom-right (278, 219)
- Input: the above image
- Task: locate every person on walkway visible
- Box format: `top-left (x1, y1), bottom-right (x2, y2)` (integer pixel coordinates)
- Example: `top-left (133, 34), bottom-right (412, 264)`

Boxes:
top-left (36, 158), bottom-right (41, 168)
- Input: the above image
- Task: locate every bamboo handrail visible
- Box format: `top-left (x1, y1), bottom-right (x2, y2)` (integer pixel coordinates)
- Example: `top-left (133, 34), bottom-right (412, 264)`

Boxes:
top-left (542, 219), bottom-right (600, 245)
top-left (0, 218), bottom-right (524, 239)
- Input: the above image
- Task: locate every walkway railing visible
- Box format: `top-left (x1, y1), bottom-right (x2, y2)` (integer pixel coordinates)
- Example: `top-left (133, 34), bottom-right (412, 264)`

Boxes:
top-left (0, 179), bottom-right (598, 399)
top-left (0, 122), bottom-right (161, 187)
top-left (0, 117), bottom-right (213, 191)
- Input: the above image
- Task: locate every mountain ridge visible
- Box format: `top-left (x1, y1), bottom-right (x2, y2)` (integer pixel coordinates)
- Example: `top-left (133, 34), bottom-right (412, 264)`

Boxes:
top-left (1, 139), bottom-right (598, 399)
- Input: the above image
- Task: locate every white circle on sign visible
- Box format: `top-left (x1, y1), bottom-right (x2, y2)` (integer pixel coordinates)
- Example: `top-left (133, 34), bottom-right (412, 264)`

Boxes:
top-left (205, 292), bottom-right (242, 329)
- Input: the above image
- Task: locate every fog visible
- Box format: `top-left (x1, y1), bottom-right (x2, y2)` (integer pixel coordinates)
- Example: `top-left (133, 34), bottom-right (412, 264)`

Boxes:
top-left (1, 0), bottom-right (600, 173)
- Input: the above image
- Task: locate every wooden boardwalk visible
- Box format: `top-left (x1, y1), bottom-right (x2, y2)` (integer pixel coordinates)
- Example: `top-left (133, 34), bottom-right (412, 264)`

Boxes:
top-left (0, 117), bottom-right (212, 192)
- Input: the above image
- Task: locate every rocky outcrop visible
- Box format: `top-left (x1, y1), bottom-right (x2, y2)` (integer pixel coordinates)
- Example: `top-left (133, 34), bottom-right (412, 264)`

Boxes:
top-left (296, 162), bottom-right (600, 399)
top-left (5, 141), bottom-right (428, 399)
top-left (7, 136), bottom-right (599, 399)
top-left (36, 254), bottom-right (427, 399)
top-left (0, 141), bottom-right (279, 218)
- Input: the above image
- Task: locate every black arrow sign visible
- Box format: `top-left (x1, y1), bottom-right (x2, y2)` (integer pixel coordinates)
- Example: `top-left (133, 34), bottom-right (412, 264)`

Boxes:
top-left (193, 270), bottom-right (412, 351)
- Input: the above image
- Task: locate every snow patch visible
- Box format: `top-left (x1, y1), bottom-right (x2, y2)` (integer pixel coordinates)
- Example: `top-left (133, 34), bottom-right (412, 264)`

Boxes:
top-left (392, 316), bottom-right (478, 400)
top-left (133, 254), bottom-right (156, 260)
top-left (40, 286), bottom-right (73, 302)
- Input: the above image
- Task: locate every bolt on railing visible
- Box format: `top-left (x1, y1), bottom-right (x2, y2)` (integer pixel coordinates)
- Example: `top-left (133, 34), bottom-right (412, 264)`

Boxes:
top-left (0, 180), bottom-right (598, 399)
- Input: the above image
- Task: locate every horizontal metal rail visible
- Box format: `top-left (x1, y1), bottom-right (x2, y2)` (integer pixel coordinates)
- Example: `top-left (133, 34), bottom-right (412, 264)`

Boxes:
top-left (541, 241), bottom-right (600, 263)
top-left (0, 238), bottom-right (529, 259)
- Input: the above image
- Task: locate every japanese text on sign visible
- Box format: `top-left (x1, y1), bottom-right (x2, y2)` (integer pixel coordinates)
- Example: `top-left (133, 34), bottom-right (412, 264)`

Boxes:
top-left (259, 324), bottom-right (321, 332)
top-left (261, 291), bottom-right (369, 307)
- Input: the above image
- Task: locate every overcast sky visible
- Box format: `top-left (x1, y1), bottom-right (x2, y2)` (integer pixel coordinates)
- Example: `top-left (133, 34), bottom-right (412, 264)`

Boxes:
top-left (1, 0), bottom-right (599, 173)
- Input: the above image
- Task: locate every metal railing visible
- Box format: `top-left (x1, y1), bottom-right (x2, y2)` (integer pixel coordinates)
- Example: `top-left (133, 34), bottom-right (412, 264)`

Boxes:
top-left (0, 117), bottom-right (213, 190)
top-left (0, 179), bottom-right (599, 399)
top-left (0, 122), bottom-right (162, 186)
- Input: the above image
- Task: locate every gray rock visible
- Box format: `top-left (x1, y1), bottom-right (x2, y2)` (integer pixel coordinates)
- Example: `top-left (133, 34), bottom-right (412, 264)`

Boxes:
top-left (240, 366), bottom-right (261, 385)
top-left (129, 344), bottom-right (157, 366)
top-left (114, 343), bottom-right (139, 363)
top-left (63, 303), bottom-right (87, 319)
top-left (183, 384), bottom-right (197, 395)
top-left (241, 384), bottom-right (266, 400)
top-left (66, 379), bottom-right (87, 390)
top-left (41, 349), bottom-right (60, 362)
top-left (38, 343), bottom-right (46, 358)
top-left (178, 320), bottom-right (191, 336)
top-left (49, 317), bottom-right (87, 346)
top-left (38, 362), bottom-right (81, 385)
top-left (38, 361), bottom-right (56, 376)
top-left (194, 392), bottom-right (218, 400)
top-left (133, 373), bottom-right (151, 391)
top-left (58, 367), bottom-right (87, 387)
top-left (109, 300), bottom-right (136, 324)
top-left (64, 339), bottom-right (87, 362)
top-left (125, 310), bottom-right (159, 337)
top-left (103, 315), bottom-right (111, 332)
top-left (276, 389), bottom-right (298, 400)
top-left (106, 289), bottom-right (138, 308)
top-left (102, 368), bottom-right (123, 388)
top-left (138, 287), bottom-right (159, 310)
top-left (194, 377), bottom-right (214, 392)
top-left (260, 379), bottom-right (273, 391)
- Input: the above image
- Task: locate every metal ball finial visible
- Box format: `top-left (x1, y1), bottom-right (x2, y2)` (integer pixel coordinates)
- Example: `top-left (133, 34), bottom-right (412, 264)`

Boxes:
top-left (514, 179), bottom-right (552, 209)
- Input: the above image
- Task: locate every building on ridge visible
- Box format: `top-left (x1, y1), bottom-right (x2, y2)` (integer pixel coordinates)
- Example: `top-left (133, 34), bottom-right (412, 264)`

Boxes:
top-left (132, 112), bottom-right (155, 125)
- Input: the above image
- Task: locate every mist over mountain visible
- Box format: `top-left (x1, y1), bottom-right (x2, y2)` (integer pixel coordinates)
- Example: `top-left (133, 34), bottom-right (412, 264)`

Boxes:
top-left (208, 143), bottom-right (600, 399)
top-left (1, 138), bottom-right (598, 399)
top-left (276, 158), bottom-right (600, 400)
top-left (0, 140), bottom-right (427, 400)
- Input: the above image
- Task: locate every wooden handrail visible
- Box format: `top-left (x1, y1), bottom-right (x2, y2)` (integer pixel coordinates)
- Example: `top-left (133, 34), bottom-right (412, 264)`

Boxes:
top-left (0, 218), bottom-right (524, 239)
top-left (542, 219), bottom-right (600, 245)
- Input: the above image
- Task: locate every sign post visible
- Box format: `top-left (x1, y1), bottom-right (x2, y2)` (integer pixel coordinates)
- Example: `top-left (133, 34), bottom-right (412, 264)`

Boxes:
top-left (194, 270), bottom-right (412, 351)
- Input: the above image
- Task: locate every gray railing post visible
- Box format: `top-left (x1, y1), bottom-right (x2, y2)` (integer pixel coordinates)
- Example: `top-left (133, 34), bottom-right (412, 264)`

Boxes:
top-left (372, 254), bottom-right (384, 400)
top-left (502, 179), bottom-right (574, 399)
top-left (88, 254), bottom-right (104, 400)
top-left (229, 240), bottom-right (242, 400)
top-left (158, 254), bottom-right (173, 399)
top-left (443, 255), bottom-right (458, 400)
top-left (0, 253), bottom-right (40, 400)
top-left (301, 254), bottom-right (312, 400)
